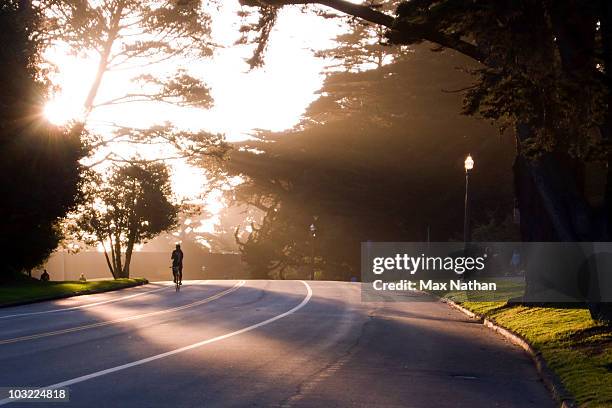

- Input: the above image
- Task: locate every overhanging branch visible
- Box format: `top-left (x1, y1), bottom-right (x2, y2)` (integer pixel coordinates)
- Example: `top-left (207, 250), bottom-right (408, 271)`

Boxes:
top-left (239, 0), bottom-right (393, 27)
top-left (239, 0), bottom-right (485, 63)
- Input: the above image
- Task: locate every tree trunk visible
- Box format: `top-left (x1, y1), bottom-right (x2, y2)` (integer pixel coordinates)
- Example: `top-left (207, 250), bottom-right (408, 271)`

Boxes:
top-left (522, 1), bottom-right (612, 321)
top-left (83, 0), bottom-right (125, 115)
top-left (122, 249), bottom-right (132, 278)
top-left (599, 0), bottom-right (612, 235)
top-left (514, 124), bottom-right (612, 322)
top-left (589, 0), bottom-right (612, 322)
top-left (279, 265), bottom-right (286, 280)
top-left (102, 246), bottom-right (117, 279)
top-left (113, 235), bottom-right (124, 278)
top-left (122, 235), bottom-right (137, 279)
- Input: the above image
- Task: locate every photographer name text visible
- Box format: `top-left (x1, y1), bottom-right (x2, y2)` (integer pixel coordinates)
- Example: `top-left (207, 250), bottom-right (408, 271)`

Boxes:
top-left (372, 279), bottom-right (497, 291)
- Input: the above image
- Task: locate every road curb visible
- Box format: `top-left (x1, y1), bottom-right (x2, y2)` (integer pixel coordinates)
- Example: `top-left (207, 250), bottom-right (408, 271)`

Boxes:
top-left (439, 297), bottom-right (577, 408)
top-left (0, 279), bottom-right (149, 309)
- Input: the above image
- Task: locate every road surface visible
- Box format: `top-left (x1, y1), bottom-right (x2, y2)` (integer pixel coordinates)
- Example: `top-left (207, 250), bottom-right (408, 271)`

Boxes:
top-left (0, 280), bottom-right (554, 407)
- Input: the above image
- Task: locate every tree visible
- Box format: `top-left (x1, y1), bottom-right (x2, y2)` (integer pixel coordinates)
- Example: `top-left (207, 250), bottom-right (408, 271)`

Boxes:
top-left (239, 0), bottom-right (612, 320)
top-left (0, 0), bottom-right (84, 280)
top-left (229, 49), bottom-right (514, 280)
top-left (314, 0), bottom-right (404, 72)
top-left (37, 0), bottom-right (229, 278)
top-left (71, 163), bottom-right (178, 278)
top-left (38, 0), bottom-right (225, 164)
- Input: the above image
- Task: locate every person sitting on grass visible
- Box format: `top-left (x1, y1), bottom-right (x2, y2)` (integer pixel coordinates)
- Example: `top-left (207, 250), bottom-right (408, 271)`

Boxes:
top-left (40, 269), bottom-right (49, 282)
top-left (79, 273), bottom-right (87, 282)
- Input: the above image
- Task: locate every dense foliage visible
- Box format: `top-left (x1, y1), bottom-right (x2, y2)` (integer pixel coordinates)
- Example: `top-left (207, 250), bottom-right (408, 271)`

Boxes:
top-left (391, 0), bottom-right (609, 160)
top-left (231, 47), bottom-right (514, 279)
top-left (0, 0), bottom-right (84, 280)
top-left (70, 163), bottom-right (178, 278)
top-left (241, 0), bottom-right (612, 319)
top-left (242, 0), bottom-right (612, 239)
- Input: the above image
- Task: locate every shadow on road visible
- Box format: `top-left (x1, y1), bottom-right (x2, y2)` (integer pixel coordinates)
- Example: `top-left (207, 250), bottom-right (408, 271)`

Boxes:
top-left (0, 280), bottom-right (554, 408)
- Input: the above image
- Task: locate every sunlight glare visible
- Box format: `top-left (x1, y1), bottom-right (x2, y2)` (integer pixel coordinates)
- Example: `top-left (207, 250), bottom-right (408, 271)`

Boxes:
top-left (44, 101), bottom-right (72, 125)
top-left (44, 3), bottom-right (350, 251)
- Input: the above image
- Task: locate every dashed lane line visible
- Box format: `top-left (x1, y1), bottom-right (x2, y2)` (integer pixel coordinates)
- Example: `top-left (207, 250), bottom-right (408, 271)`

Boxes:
top-left (0, 281), bottom-right (244, 345)
top-left (0, 281), bottom-right (312, 406)
top-left (0, 282), bottom-right (195, 320)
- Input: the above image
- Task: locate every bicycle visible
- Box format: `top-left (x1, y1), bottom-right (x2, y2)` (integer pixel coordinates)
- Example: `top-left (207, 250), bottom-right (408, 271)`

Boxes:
top-left (171, 265), bottom-right (182, 292)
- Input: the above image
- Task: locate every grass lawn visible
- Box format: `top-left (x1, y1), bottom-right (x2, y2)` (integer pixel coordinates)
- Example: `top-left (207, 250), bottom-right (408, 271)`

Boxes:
top-left (444, 295), bottom-right (612, 407)
top-left (0, 278), bottom-right (148, 306)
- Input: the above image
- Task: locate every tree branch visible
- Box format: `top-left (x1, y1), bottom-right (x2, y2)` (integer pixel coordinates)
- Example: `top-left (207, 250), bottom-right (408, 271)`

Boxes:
top-left (240, 0), bottom-right (393, 27)
top-left (239, 0), bottom-right (485, 63)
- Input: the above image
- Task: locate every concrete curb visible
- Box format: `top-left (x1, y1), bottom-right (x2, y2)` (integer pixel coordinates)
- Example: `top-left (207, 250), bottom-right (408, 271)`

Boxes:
top-left (0, 279), bottom-right (149, 309)
top-left (439, 297), bottom-right (578, 408)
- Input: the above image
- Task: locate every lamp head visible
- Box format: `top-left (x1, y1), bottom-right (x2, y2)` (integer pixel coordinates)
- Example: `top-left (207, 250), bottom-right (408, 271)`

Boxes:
top-left (464, 154), bottom-right (474, 171)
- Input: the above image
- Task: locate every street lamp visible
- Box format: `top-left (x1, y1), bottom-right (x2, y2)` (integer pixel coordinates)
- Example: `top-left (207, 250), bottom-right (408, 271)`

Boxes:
top-left (463, 154), bottom-right (474, 244)
top-left (464, 154), bottom-right (474, 172)
top-left (309, 220), bottom-right (317, 280)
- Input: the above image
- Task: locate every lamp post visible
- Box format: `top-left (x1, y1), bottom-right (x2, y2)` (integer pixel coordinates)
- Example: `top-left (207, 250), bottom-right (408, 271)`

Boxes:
top-left (463, 154), bottom-right (474, 244)
top-left (309, 220), bottom-right (317, 281)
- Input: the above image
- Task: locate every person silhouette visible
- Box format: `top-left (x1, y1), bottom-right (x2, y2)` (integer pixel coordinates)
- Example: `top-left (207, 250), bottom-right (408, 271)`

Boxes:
top-left (40, 269), bottom-right (50, 282)
top-left (171, 244), bottom-right (184, 285)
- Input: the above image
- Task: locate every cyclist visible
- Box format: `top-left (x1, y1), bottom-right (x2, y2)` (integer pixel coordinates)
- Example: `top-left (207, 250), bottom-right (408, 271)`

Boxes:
top-left (171, 244), bottom-right (184, 285)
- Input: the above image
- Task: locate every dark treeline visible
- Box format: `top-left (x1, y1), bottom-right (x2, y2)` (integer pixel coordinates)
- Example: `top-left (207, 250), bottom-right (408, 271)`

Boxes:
top-left (0, 1), bottom-right (83, 280)
top-left (238, 0), bottom-right (612, 321)
top-left (229, 47), bottom-right (516, 280)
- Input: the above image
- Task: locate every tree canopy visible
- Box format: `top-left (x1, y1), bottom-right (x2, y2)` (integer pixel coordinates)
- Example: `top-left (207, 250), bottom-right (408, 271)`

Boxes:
top-left (237, 0), bottom-right (612, 319)
top-left (230, 46), bottom-right (515, 279)
top-left (38, 0), bottom-right (228, 166)
top-left (241, 0), bottom-right (608, 159)
top-left (0, 0), bottom-right (84, 280)
top-left (70, 163), bottom-right (178, 278)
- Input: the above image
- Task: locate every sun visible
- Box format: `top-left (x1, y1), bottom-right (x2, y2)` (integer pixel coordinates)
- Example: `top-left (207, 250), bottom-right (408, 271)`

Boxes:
top-left (44, 100), bottom-right (74, 125)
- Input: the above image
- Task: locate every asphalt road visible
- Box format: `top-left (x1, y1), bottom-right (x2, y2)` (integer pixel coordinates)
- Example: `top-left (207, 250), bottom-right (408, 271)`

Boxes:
top-left (0, 280), bottom-right (555, 407)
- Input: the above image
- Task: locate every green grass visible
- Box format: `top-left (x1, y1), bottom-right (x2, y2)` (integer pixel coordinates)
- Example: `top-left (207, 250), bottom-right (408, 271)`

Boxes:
top-left (453, 299), bottom-right (612, 407)
top-left (0, 278), bottom-right (148, 306)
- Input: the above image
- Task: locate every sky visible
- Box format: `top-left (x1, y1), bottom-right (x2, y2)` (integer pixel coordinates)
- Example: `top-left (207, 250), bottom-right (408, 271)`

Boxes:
top-left (44, 2), bottom-right (352, 250)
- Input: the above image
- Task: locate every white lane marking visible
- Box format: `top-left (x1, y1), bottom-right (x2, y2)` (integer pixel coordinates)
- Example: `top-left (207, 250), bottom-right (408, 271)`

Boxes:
top-left (0, 281), bottom-right (312, 406)
top-left (0, 281), bottom-right (244, 345)
top-left (0, 283), bottom-right (186, 320)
